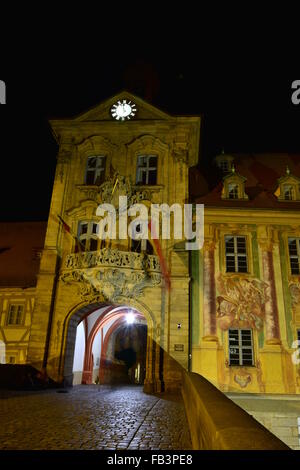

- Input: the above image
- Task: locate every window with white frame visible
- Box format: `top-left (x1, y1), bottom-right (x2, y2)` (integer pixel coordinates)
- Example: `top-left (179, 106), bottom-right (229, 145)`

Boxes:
top-left (229, 329), bottom-right (254, 366)
top-left (85, 156), bottom-right (106, 185)
top-left (288, 238), bottom-right (300, 275)
top-left (136, 155), bottom-right (157, 185)
top-left (225, 236), bottom-right (248, 273)
top-left (6, 305), bottom-right (24, 326)
top-left (78, 221), bottom-right (103, 252)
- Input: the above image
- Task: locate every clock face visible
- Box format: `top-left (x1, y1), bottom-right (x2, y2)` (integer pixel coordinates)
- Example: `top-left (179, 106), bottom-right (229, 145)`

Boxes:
top-left (111, 99), bottom-right (137, 121)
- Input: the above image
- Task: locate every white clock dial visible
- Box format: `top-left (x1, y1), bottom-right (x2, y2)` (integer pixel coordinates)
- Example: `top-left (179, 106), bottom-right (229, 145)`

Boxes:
top-left (111, 99), bottom-right (137, 121)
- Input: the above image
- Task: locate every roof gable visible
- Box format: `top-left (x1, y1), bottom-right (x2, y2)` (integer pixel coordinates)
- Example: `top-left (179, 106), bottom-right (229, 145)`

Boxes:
top-left (74, 91), bottom-right (172, 122)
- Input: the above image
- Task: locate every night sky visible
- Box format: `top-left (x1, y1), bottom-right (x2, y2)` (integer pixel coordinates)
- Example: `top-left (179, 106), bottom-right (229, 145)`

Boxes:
top-left (1, 54), bottom-right (299, 222)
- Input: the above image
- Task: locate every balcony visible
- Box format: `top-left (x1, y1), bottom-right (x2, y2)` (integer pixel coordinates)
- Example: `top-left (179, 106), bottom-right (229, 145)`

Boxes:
top-left (62, 248), bottom-right (160, 273)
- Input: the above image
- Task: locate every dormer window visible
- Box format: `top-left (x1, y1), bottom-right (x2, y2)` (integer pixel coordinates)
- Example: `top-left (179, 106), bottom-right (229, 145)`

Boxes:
top-left (220, 160), bottom-right (229, 172)
top-left (221, 166), bottom-right (248, 201)
top-left (275, 167), bottom-right (300, 201)
top-left (85, 156), bottom-right (106, 185)
top-left (214, 151), bottom-right (234, 173)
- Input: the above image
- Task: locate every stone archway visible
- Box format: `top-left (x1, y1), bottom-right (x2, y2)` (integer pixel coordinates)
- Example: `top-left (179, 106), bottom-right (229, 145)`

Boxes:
top-left (80, 307), bottom-right (146, 385)
top-left (60, 298), bottom-right (162, 392)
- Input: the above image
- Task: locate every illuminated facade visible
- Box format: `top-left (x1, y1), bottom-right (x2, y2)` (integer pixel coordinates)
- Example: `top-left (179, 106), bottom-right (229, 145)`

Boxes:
top-left (190, 152), bottom-right (300, 394)
top-left (25, 92), bottom-right (200, 391)
top-left (0, 94), bottom-right (299, 398)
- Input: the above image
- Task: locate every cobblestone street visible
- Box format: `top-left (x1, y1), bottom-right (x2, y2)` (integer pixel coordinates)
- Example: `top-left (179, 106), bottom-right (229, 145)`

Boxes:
top-left (0, 385), bottom-right (192, 450)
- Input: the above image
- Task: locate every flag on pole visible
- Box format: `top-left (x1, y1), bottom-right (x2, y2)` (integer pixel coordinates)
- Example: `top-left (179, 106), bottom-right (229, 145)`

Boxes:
top-left (57, 214), bottom-right (84, 252)
top-left (148, 220), bottom-right (171, 291)
top-left (57, 214), bottom-right (71, 234)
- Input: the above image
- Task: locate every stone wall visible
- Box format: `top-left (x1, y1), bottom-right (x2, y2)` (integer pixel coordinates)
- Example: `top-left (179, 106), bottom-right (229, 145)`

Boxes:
top-left (227, 393), bottom-right (300, 450)
top-left (181, 370), bottom-right (289, 450)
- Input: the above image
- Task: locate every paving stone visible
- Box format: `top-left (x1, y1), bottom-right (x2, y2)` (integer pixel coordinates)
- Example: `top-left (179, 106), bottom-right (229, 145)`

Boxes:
top-left (0, 385), bottom-right (192, 450)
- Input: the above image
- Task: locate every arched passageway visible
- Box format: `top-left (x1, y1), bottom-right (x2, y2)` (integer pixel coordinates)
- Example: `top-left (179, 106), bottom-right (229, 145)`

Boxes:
top-left (71, 304), bottom-right (148, 387)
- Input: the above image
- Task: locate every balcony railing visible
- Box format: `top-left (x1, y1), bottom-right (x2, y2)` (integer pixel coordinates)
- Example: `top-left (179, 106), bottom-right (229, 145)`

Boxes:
top-left (62, 248), bottom-right (160, 273)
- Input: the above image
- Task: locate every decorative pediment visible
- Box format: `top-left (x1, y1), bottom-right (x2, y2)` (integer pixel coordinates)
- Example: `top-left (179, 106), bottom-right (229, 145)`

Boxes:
top-left (66, 200), bottom-right (98, 219)
top-left (73, 91), bottom-right (172, 122)
top-left (76, 135), bottom-right (117, 158)
top-left (221, 165), bottom-right (248, 200)
top-left (126, 134), bottom-right (169, 154)
top-left (274, 167), bottom-right (300, 201)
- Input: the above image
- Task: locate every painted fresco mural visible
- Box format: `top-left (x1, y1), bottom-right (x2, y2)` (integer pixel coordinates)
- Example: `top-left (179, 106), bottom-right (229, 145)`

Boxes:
top-left (216, 274), bottom-right (268, 331)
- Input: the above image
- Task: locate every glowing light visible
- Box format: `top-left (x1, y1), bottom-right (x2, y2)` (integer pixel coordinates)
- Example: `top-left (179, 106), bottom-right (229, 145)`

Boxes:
top-left (126, 311), bottom-right (135, 325)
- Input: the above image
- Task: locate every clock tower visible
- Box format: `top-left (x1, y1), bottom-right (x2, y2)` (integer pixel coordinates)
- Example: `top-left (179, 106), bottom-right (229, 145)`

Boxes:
top-left (27, 92), bottom-right (201, 391)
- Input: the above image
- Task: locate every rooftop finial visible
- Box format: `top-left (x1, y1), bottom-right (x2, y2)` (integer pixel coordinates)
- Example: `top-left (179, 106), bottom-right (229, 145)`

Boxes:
top-left (221, 148), bottom-right (225, 155)
top-left (286, 166), bottom-right (290, 175)
top-left (231, 164), bottom-right (236, 174)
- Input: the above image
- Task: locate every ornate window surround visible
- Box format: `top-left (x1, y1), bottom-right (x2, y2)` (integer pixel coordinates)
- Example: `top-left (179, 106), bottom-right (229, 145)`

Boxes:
top-left (224, 235), bottom-right (248, 273)
top-left (127, 134), bottom-right (169, 188)
top-left (136, 155), bottom-right (158, 185)
top-left (274, 167), bottom-right (300, 201)
top-left (219, 229), bottom-right (253, 277)
top-left (84, 156), bottom-right (107, 185)
top-left (221, 167), bottom-right (249, 200)
top-left (76, 136), bottom-right (117, 187)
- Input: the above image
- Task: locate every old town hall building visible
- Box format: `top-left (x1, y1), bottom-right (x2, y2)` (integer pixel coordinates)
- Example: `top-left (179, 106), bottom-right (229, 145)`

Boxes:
top-left (1, 93), bottom-right (300, 407)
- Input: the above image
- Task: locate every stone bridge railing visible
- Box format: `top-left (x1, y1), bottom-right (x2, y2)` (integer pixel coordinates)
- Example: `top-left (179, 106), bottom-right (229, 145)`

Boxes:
top-left (62, 248), bottom-right (161, 273)
top-left (181, 370), bottom-right (290, 450)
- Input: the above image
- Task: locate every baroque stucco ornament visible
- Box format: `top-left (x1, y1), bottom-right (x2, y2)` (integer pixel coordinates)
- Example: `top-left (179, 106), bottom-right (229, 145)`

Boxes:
top-left (77, 172), bottom-right (151, 207)
top-left (60, 267), bottom-right (161, 303)
top-left (234, 372), bottom-right (252, 389)
top-left (64, 248), bottom-right (160, 272)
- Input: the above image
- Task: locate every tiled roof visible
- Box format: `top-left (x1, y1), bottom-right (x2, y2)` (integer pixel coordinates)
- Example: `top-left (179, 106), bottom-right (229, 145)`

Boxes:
top-left (191, 153), bottom-right (300, 209)
top-left (0, 222), bottom-right (47, 287)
